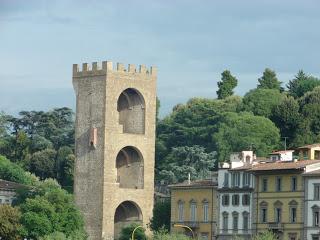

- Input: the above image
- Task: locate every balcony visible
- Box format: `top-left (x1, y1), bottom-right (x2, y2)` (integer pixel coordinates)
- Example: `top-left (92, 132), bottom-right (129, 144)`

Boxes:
top-left (172, 221), bottom-right (200, 229)
top-left (268, 222), bottom-right (284, 231)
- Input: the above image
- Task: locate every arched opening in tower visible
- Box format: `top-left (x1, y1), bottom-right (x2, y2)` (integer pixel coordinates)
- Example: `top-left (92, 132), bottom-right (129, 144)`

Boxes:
top-left (117, 88), bottom-right (145, 134)
top-left (114, 201), bottom-right (143, 239)
top-left (116, 146), bottom-right (144, 189)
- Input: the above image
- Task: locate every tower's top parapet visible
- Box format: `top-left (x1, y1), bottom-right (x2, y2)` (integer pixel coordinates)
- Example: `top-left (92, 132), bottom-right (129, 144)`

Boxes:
top-left (73, 61), bottom-right (157, 77)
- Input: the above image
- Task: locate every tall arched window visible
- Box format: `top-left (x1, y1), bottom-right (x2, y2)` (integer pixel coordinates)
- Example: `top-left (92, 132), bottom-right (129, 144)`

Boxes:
top-left (114, 201), bottom-right (142, 238)
top-left (117, 88), bottom-right (145, 134)
top-left (116, 146), bottom-right (144, 189)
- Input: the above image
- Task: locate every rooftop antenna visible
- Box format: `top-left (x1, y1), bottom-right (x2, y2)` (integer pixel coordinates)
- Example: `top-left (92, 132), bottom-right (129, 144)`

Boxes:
top-left (283, 137), bottom-right (288, 151)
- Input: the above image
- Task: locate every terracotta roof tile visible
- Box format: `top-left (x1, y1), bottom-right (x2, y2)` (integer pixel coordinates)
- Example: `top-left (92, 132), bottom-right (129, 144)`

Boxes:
top-left (248, 160), bottom-right (320, 171)
top-left (270, 150), bottom-right (294, 154)
top-left (169, 179), bottom-right (217, 188)
top-left (298, 143), bottom-right (320, 149)
top-left (0, 179), bottom-right (25, 190)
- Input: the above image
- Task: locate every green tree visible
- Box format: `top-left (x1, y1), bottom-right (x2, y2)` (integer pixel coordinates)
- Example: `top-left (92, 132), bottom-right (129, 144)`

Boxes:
top-left (30, 135), bottom-right (53, 152)
top-left (271, 96), bottom-right (301, 146)
top-left (158, 145), bottom-right (216, 184)
top-left (216, 70), bottom-right (238, 99)
top-left (252, 231), bottom-right (277, 240)
top-left (153, 228), bottom-right (192, 240)
top-left (287, 70), bottom-right (320, 98)
top-left (293, 86), bottom-right (320, 145)
top-left (213, 112), bottom-right (280, 161)
top-left (0, 204), bottom-right (23, 240)
top-left (150, 200), bottom-right (171, 231)
top-left (56, 146), bottom-right (74, 185)
top-left (242, 88), bottom-right (284, 118)
top-left (40, 232), bottom-right (67, 240)
top-left (0, 155), bottom-right (36, 185)
top-left (257, 68), bottom-right (282, 90)
top-left (20, 196), bottom-right (56, 238)
top-left (30, 149), bottom-right (57, 179)
top-left (156, 97), bottom-right (161, 122)
top-left (19, 179), bottom-right (85, 239)
top-left (118, 223), bottom-right (146, 240)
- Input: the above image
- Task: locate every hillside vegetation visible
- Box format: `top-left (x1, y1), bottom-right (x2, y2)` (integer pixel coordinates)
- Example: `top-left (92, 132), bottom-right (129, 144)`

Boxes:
top-left (1, 69), bottom-right (320, 186)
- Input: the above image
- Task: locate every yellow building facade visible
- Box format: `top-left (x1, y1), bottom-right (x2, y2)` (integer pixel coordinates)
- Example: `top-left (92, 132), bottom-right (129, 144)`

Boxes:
top-left (170, 180), bottom-right (218, 240)
top-left (250, 160), bottom-right (320, 240)
top-left (298, 144), bottom-right (320, 160)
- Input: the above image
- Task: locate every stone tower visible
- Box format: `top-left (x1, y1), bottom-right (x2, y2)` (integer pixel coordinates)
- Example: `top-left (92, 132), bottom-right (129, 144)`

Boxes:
top-left (72, 60), bottom-right (157, 240)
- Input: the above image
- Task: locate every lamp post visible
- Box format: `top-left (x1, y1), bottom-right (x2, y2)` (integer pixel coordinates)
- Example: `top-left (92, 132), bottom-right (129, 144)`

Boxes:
top-left (131, 225), bottom-right (144, 240)
top-left (173, 224), bottom-right (195, 239)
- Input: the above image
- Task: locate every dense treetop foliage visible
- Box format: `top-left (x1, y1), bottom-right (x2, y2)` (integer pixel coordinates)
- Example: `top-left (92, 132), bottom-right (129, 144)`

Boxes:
top-left (216, 70), bottom-right (238, 99)
top-left (1, 69), bottom-right (320, 187)
top-left (156, 69), bottom-right (320, 184)
top-left (0, 156), bottom-right (86, 239)
top-left (0, 108), bottom-right (74, 189)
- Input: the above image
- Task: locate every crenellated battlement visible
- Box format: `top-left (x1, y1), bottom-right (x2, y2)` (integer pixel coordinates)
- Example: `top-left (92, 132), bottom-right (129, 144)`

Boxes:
top-left (73, 61), bottom-right (157, 77)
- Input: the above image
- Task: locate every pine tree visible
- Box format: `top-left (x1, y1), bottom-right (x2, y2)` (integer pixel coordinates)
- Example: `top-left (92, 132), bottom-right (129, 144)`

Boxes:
top-left (216, 70), bottom-right (238, 99)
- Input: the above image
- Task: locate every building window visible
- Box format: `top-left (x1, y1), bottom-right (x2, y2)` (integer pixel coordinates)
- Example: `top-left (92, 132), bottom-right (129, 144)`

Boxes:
top-left (314, 184), bottom-right (320, 200)
top-left (222, 194), bottom-right (229, 206)
top-left (261, 208), bottom-right (267, 223)
top-left (275, 207), bottom-right (282, 223)
top-left (243, 173), bottom-right (251, 187)
top-left (262, 178), bottom-right (268, 192)
top-left (290, 207), bottom-right (297, 223)
top-left (190, 201), bottom-right (197, 222)
top-left (231, 172), bottom-right (240, 187)
top-left (291, 177), bottom-right (297, 191)
top-left (223, 172), bottom-right (229, 187)
top-left (243, 212), bottom-right (249, 232)
top-left (203, 202), bottom-right (209, 222)
top-left (260, 201), bottom-right (268, 223)
top-left (289, 200), bottom-right (298, 223)
top-left (232, 212), bottom-right (239, 232)
top-left (232, 194), bottom-right (240, 206)
top-left (200, 233), bottom-right (209, 240)
top-left (222, 212), bottom-right (228, 232)
top-left (242, 194), bottom-right (250, 206)
top-left (312, 205), bottom-right (320, 227)
top-left (288, 233), bottom-right (297, 240)
top-left (312, 235), bottom-right (320, 240)
top-left (276, 177), bottom-right (282, 192)
top-left (178, 201), bottom-right (184, 222)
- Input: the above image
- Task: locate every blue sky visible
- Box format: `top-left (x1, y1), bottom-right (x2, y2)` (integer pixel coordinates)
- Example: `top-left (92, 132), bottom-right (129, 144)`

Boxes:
top-left (0, 0), bottom-right (319, 117)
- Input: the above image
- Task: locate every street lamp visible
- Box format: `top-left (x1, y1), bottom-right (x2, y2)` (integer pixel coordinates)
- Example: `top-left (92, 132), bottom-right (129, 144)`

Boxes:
top-left (131, 225), bottom-right (144, 240)
top-left (173, 224), bottom-right (195, 239)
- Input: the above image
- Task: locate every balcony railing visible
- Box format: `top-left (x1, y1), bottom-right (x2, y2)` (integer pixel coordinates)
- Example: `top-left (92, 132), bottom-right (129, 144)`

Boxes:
top-left (268, 222), bottom-right (284, 231)
top-left (172, 221), bottom-right (200, 228)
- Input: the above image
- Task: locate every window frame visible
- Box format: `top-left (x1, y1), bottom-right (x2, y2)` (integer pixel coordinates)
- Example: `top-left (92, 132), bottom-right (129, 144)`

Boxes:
top-left (243, 212), bottom-right (249, 232)
top-left (276, 176), bottom-right (282, 192)
top-left (203, 202), bottom-right (209, 222)
top-left (312, 205), bottom-right (319, 227)
top-left (290, 207), bottom-right (297, 223)
top-left (291, 176), bottom-right (297, 192)
top-left (232, 212), bottom-right (239, 232)
top-left (190, 201), bottom-right (197, 222)
top-left (242, 194), bottom-right (250, 206)
top-left (232, 194), bottom-right (240, 206)
top-left (222, 212), bottom-right (229, 232)
top-left (222, 194), bottom-right (230, 206)
top-left (178, 201), bottom-right (184, 222)
top-left (314, 184), bottom-right (320, 200)
top-left (262, 177), bottom-right (268, 192)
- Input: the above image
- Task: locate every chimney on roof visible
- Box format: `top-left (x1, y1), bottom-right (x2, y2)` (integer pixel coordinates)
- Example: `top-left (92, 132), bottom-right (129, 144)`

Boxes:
top-left (188, 173), bottom-right (191, 185)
